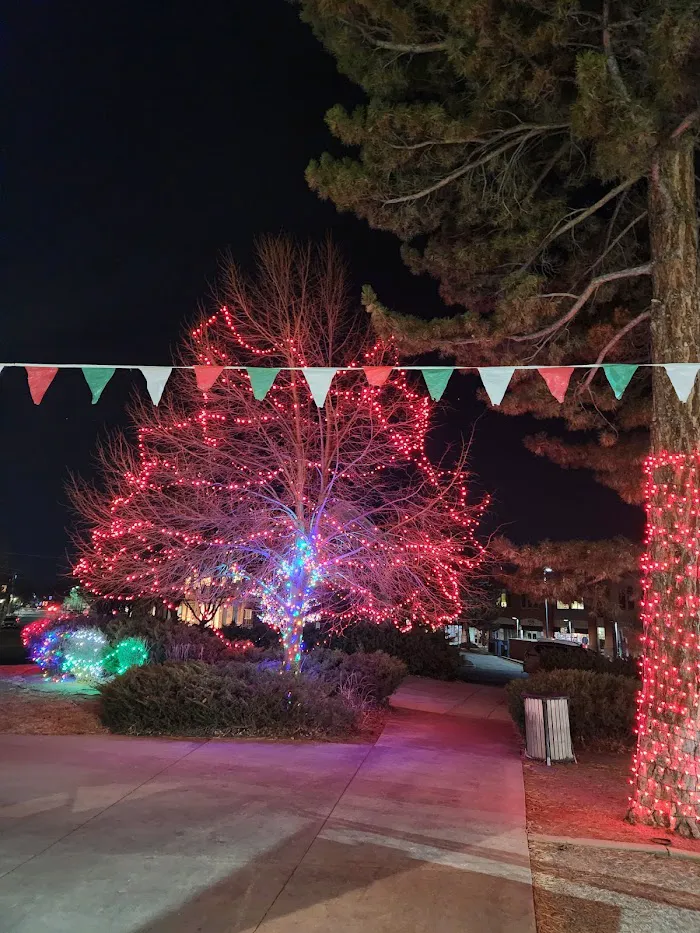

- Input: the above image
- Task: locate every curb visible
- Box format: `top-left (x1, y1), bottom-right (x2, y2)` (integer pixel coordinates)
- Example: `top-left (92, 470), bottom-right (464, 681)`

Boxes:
top-left (529, 832), bottom-right (700, 862)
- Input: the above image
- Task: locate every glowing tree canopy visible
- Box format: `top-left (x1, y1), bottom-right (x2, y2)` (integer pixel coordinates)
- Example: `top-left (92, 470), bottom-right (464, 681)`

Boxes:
top-left (74, 239), bottom-right (486, 670)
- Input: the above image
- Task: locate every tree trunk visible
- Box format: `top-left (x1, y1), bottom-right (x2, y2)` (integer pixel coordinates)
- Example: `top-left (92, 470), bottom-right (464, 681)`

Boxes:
top-left (628, 140), bottom-right (700, 837)
top-left (281, 619), bottom-right (304, 673)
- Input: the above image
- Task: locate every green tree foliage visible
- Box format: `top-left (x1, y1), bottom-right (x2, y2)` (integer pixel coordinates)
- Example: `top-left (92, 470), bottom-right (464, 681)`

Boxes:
top-left (298, 0), bottom-right (699, 489)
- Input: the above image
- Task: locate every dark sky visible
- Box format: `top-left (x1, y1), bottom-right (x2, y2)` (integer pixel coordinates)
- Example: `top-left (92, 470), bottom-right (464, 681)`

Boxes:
top-left (2, 0), bottom-right (643, 592)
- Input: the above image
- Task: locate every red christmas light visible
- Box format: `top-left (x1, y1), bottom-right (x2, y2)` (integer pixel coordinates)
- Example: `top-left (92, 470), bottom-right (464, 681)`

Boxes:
top-left (628, 450), bottom-right (700, 836)
top-left (73, 244), bottom-right (486, 670)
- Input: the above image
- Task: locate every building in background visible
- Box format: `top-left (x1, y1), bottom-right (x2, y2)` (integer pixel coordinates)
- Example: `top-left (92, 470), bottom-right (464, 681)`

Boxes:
top-left (467, 577), bottom-right (640, 658)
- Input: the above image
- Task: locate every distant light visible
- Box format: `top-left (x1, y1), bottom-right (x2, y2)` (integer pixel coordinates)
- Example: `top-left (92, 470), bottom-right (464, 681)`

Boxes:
top-left (544, 567), bottom-right (553, 573)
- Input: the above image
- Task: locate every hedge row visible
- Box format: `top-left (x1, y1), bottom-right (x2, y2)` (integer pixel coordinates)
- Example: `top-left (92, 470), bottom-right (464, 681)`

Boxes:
top-left (506, 669), bottom-right (638, 749)
top-left (99, 649), bottom-right (406, 738)
top-left (305, 621), bottom-right (462, 680)
top-left (535, 645), bottom-right (639, 679)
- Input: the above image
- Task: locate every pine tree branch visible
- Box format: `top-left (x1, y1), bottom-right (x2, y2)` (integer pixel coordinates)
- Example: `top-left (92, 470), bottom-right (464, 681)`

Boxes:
top-left (368, 37), bottom-right (448, 53)
top-left (603, 0), bottom-right (631, 103)
top-left (582, 211), bottom-right (647, 280)
top-left (519, 176), bottom-right (641, 273)
top-left (580, 309), bottom-right (651, 390)
top-left (510, 264), bottom-right (653, 345)
top-left (341, 19), bottom-right (448, 55)
top-left (671, 109), bottom-right (700, 140)
top-left (381, 125), bottom-right (568, 205)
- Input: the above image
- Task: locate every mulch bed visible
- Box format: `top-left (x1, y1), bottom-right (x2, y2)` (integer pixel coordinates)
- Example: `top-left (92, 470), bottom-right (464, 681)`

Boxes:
top-left (523, 749), bottom-right (700, 855)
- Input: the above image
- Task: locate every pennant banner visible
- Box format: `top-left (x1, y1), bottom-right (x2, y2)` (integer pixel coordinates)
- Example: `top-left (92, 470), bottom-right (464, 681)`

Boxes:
top-left (421, 367), bottom-right (453, 401)
top-left (478, 367), bottom-right (515, 407)
top-left (664, 363), bottom-right (700, 403)
top-left (604, 364), bottom-right (637, 401)
top-left (247, 367), bottom-right (280, 401)
top-left (363, 366), bottom-right (393, 388)
top-left (194, 365), bottom-right (224, 392)
top-left (140, 367), bottom-right (172, 405)
top-left (303, 368), bottom-right (337, 408)
top-left (539, 366), bottom-right (574, 403)
top-left (2, 361), bottom-right (700, 410)
top-left (26, 367), bottom-right (58, 405)
top-left (83, 366), bottom-right (115, 404)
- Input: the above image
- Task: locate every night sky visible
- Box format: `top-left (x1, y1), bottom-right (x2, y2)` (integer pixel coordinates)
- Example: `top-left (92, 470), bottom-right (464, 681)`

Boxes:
top-left (2, 1), bottom-right (643, 592)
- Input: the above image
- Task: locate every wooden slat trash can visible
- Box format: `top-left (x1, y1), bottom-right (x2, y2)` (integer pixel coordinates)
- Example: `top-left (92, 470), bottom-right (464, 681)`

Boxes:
top-left (523, 694), bottom-right (575, 765)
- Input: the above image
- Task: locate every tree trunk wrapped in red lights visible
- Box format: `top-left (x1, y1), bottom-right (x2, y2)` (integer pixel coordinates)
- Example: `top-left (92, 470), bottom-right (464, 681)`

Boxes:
top-left (628, 142), bottom-right (700, 837)
top-left (73, 239), bottom-right (486, 671)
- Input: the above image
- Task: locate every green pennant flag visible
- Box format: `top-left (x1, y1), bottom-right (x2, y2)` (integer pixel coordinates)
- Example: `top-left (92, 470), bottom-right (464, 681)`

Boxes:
top-left (246, 367), bottom-right (280, 401)
top-left (421, 367), bottom-right (454, 401)
top-left (83, 367), bottom-right (115, 404)
top-left (603, 364), bottom-right (638, 400)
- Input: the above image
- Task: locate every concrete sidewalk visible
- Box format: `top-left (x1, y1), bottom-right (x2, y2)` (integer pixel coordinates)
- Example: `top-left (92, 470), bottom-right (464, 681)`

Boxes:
top-left (0, 676), bottom-right (535, 933)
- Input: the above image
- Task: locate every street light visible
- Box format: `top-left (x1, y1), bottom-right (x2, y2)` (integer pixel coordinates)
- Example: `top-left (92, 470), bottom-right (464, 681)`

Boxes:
top-left (543, 567), bottom-right (553, 639)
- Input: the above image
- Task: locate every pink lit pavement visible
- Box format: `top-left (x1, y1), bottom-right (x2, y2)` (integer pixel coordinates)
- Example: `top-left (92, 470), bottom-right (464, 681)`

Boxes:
top-left (0, 677), bottom-right (536, 933)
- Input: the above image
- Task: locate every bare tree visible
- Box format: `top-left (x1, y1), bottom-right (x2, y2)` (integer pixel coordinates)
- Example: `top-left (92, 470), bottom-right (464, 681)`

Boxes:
top-left (73, 239), bottom-right (485, 670)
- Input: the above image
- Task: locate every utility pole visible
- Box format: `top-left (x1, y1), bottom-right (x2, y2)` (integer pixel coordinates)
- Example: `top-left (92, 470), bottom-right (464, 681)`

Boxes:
top-left (543, 567), bottom-right (553, 639)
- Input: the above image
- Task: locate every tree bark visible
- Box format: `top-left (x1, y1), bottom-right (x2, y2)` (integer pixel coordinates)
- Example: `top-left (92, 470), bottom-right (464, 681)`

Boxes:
top-left (628, 140), bottom-right (700, 837)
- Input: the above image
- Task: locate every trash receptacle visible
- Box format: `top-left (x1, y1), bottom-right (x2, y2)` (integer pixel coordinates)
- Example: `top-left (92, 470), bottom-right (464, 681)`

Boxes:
top-left (523, 694), bottom-right (575, 765)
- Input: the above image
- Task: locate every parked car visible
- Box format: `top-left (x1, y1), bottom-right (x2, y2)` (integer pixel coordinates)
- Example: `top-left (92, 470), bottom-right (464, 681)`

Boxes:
top-left (523, 639), bottom-right (586, 675)
top-left (0, 615), bottom-right (21, 629)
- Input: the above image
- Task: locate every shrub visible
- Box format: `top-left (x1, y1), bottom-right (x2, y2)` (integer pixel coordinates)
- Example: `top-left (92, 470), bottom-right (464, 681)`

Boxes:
top-left (535, 645), bottom-right (639, 679)
top-left (506, 669), bottom-right (638, 749)
top-left (301, 649), bottom-right (407, 704)
top-left (222, 621), bottom-right (281, 649)
top-left (99, 661), bottom-right (358, 738)
top-left (91, 614), bottom-right (233, 664)
top-left (312, 622), bottom-right (461, 680)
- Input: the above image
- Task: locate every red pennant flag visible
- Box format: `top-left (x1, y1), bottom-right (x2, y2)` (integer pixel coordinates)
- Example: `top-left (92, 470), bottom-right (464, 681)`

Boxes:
top-left (363, 366), bottom-right (393, 387)
top-left (538, 366), bottom-right (574, 403)
top-left (194, 365), bottom-right (225, 392)
top-left (26, 366), bottom-right (58, 405)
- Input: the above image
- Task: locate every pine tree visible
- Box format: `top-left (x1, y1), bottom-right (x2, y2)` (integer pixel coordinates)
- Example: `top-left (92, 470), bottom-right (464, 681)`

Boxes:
top-left (298, 2), bottom-right (700, 834)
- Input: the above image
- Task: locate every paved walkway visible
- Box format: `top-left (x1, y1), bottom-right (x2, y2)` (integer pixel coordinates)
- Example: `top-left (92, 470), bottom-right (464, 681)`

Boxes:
top-left (0, 676), bottom-right (535, 933)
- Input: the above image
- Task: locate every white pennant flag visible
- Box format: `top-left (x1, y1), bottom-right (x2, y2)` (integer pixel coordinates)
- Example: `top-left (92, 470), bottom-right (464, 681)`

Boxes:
top-left (478, 367), bottom-right (515, 406)
top-left (140, 366), bottom-right (172, 405)
top-left (302, 368), bottom-right (337, 408)
top-left (664, 364), bottom-right (700, 403)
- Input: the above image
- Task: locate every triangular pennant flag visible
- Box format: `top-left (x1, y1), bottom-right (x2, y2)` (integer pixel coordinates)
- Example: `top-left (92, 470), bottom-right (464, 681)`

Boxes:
top-left (539, 366), bottom-right (574, 403)
top-left (478, 367), bottom-right (515, 406)
top-left (604, 364), bottom-right (638, 401)
top-left (26, 366), bottom-right (58, 405)
top-left (82, 366), bottom-right (115, 404)
top-left (246, 367), bottom-right (280, 401)
top-left (665, 363), bottom-right (700, 403)
top-left (194, 365), bottom-right (225, 392)
top-left (302, 368), bottom-right (337, 408)
top-left (421, 367), bottom-right (454, 401)
top-left (363, 366), bottom-right (393, 387)
top-left (140, 366), bottom-right (172, 405)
